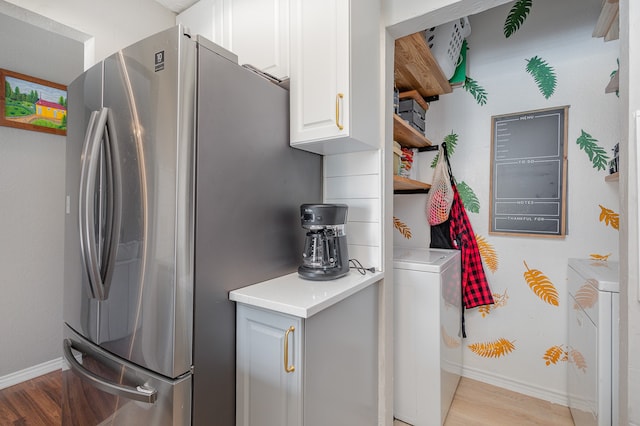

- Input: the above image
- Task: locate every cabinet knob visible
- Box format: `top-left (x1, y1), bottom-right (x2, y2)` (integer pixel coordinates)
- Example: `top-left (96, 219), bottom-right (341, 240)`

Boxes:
top-left (335, 93), bottom-right (344, 130)
top-left (284, 326), bottom-right (295, 373)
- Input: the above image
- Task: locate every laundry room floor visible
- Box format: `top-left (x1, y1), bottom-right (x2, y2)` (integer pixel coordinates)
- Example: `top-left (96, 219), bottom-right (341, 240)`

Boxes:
top-left (394, 376), bottom-right (574, 425)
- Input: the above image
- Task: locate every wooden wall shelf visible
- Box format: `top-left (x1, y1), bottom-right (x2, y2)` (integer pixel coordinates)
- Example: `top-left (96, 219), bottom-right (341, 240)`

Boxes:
top-left (593, 0), bottom-right (619, 41)
top-left (393, 175), bottom-right (431, 192)
top-left (393, 114), bottom-right (432, 148)
top-left (605, 172), bottom-right (619, 182)
top-left (394, 32), bottom-right (453, 98)
top-left (393, 30), bottom-right (452, 194)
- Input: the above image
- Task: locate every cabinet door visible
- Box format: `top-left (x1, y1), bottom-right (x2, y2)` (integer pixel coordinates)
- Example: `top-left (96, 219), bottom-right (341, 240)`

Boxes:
top-left (226, 0), bottom-right (289, 79)
top-left (290, 0), bottom-right (350, 145)
top-left (236, 305), bottom-right (303, 426)
top-left (176, 0), bottom-right (226, 45)
top-left (177, 0), bottom-right (289, 79)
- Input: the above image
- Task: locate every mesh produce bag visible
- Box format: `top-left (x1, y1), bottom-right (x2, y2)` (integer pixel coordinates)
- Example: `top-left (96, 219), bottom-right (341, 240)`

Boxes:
top-left (425, 145), bottom-right (454, 225)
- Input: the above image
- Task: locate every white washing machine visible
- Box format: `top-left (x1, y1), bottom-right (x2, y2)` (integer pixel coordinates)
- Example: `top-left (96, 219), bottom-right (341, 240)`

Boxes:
top-left (393, 247), bottom-right (462, 426)
top-left (567, 259), bottom-right (619, 426)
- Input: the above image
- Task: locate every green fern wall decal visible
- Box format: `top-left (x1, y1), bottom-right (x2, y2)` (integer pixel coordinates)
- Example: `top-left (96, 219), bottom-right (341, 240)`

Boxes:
top-left (610, 59), bottom-right (619, 97)
top-left (525, 56), bottom-right (556, 99)
top-left (457, 181), bottom-right (480, 213)
top-left (463, 77), bottom-right (488, 106)
top-left (430, 132), bottom-right (459, 168)
top-left (610, 70), bottom-right (619, 97)
top-left (576, 130), bottom-right (610, 171)
top-left (504, 0), bottom-right (533, 38)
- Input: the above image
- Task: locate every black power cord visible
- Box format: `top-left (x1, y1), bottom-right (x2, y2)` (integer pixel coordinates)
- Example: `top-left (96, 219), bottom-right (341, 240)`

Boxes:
top-left (348, 258), bottom-right (376, 275)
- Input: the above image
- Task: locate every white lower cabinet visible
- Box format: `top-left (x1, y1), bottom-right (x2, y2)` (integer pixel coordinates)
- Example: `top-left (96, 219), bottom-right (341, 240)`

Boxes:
top-left (236, 305), bottom-right (302, 426)
top-left (235, 283), bottom-right (378, 426)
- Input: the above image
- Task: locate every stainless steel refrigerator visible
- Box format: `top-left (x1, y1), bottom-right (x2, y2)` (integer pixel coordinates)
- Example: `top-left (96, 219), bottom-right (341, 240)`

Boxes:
top-left (62, 25), bottom-right (321, 425)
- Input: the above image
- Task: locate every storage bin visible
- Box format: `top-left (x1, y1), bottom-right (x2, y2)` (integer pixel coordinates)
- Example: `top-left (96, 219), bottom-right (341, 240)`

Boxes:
top-left (399, 111), bottom-right (425, 132)
top-left (398, 98), bottom-right (426, 118)
top-left (424, 17), bottom-right (471, 79)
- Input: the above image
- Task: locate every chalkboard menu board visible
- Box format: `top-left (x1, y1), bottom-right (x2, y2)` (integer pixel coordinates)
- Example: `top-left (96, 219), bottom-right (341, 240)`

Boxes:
top-left (489, 106), bottom-right (568, 237)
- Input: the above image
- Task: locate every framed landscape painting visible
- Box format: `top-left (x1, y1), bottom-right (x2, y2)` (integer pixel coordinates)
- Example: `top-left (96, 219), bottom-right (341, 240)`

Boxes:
top-left (0, 68), bottom-right (67, 136)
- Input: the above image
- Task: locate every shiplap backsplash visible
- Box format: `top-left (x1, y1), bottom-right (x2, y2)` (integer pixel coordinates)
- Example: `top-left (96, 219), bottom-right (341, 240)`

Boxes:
top-left (324, 150), bottom-right (382, 270)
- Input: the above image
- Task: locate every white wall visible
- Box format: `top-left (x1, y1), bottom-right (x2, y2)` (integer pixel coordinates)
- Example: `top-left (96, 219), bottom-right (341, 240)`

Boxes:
top-left (4, 0), bottom-right (175, 65)
top-left (0, 7), bottom-right (85, 381)
top-left (392, 0), bottom-right (620, 406)
top-left (619, 1), bottom-right (640, 424)
top-left (325, 151), bottom-right (382, 269)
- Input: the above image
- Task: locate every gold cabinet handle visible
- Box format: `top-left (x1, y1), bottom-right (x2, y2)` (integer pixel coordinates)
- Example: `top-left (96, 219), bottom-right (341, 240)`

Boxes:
top-left (284, 326), bottom-right (295, 373)
top-left (335, 93), bottom-right (344, 130)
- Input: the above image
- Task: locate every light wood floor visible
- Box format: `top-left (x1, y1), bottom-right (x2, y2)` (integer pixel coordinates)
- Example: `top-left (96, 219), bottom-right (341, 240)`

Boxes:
top-left (1, 371), bottom-right (573, 425)
top-left (395, 377), bottom-right (574, 426)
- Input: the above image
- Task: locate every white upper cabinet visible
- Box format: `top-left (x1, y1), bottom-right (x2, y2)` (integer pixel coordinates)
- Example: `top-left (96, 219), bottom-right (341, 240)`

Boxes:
top-left (289, 0), bottom-right (380, 155)
top-left (176, 0), bottom-right (225, 46)
top-left (177, 0), bottom-right (289, 79)
top-left (225, 0), bottom-right (289, 79)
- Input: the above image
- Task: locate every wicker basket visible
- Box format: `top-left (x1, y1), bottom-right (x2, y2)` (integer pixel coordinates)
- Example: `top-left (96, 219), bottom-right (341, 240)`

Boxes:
top-left (424, 17), bottom-right (471, 79)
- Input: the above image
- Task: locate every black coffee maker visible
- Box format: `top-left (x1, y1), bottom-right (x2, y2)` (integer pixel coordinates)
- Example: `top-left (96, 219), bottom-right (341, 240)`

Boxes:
top-left (298, 204), bottom-right (349, 281)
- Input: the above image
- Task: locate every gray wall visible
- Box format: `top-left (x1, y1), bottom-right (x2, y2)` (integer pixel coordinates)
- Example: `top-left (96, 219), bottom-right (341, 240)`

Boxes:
top-left (0, 9), bottom-right (84, 376)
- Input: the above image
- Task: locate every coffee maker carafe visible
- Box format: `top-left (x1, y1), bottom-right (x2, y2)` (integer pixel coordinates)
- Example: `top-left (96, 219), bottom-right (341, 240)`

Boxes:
top-left (298, 204), bottom-right (349, 281)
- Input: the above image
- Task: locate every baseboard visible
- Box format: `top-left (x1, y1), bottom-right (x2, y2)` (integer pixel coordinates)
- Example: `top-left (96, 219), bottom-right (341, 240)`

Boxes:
top-left (0, 358), bottom-right (63, 390)
top-left (461, 366), bottom-right (569, 407)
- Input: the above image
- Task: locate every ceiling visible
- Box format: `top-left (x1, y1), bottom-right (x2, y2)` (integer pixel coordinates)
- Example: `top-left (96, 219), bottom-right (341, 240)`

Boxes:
top-left (154, 0), bottom-right (198, 13)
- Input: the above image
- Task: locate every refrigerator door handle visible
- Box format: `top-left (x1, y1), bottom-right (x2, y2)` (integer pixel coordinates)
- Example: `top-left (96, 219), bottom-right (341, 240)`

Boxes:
top-left (99, 108), bottom-right (122, 298)
top-left (78, 107), bottom-right (122, 301)
top-left (79, 110), bottom-right (101, 299)
top-left (63, 338), bottom-right (158, 403)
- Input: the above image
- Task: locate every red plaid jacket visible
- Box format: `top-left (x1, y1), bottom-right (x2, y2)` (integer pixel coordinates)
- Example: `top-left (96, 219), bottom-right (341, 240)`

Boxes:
top-left (448, 186), bottom-right (494, 309)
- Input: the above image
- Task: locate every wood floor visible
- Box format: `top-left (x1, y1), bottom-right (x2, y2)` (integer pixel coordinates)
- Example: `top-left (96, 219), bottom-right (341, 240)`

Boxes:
top-left (0, 370), bottom-right (61, 426)
top-left (1, 371), bottom-right (573, 425)
top-left (395, 377), bottom-right (575, 426)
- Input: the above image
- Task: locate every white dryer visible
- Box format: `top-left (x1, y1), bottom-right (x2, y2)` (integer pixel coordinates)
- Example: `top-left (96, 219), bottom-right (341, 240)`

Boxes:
top-left (393, 247), bottom-right (462, 426)
top-left (567, 259), bottom-right (619, 426)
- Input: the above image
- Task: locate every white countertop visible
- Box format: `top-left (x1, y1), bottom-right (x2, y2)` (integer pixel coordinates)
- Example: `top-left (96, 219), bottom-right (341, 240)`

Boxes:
top-left (229, 270), bottom-right (383, 318)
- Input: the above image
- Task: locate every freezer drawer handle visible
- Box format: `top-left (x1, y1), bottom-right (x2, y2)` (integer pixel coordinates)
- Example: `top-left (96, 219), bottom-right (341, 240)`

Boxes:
top-left (63, 339), bottom-right (158, 404)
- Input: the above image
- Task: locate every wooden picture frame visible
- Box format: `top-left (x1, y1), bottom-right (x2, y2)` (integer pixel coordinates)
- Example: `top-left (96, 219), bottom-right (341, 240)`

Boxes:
top-left (489, 106), bottom-right (569, 238)
top-left (0, 68), bottom-right (67, 136)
